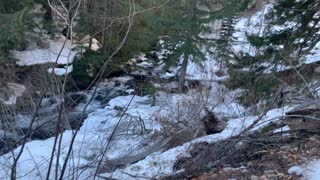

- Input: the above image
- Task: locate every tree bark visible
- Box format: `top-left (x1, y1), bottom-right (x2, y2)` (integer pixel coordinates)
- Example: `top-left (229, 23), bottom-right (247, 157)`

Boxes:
top-left (179, 53), bottom-right (189, 93)
top-left (178, 0), bottom-right (196, 93)
top-left (102, 0), bottom-right (114, 55)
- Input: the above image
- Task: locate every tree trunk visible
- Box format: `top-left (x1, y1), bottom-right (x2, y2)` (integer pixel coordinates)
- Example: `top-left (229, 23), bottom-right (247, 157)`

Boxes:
top-left (102, 0), bottom-right (114, 55)
top-left (178, 0), bottom-right (196, 93)
top-left (43, 0), bottom-right (53, 21)
top-left (179, 53), bottom-right (189, 93)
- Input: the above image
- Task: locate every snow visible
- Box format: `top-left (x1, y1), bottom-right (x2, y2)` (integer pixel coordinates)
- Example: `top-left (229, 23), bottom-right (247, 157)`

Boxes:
top-left (47, 65), bottom-right (73, 76)
top-left (13, 36), bottom-right (78, 66)
top-left (302, 160), bottom-right (320, 180)
top-left (233, 5), bottom-right (273, 56)
top-left (185, 57), bottom-right (223, 81)
top-left (82, 38), bottom-right (101, 51)
top-left (271, 21), bottom-right (298, 33)
top-left (288, 160), bottom-right (320, 180)
top-left (232, 3), bottom-right (320, 67)
top-left (101, 106), bottom-right (292, 179)
top-left (272, 125), bottom-right (290, 134)
top-left (1, 2), bottom-right (315, 179)
top-left (0, 83), bottom-right (26, 105)
top-left (0, 62), bottom-right (273, 179)
top-left (288, 166), bottom-right (303, 176)
top-left (0, 94), bottom-right (162, 179)
top-left (136, 61), bottom-right (153, 68)
top-left (304, 41), bottom-right (320, 64)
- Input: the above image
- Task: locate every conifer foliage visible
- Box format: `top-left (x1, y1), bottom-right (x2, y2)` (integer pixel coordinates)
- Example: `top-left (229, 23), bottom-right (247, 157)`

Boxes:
top-left (0, 0), bottom-right (36, 63)
top-left (229, 0), bottom-right (320, 106)
top-left (160, 0), bottom-right (253, 92)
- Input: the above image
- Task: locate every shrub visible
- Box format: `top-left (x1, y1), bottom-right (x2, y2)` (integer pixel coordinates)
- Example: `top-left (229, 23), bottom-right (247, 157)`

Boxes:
top-left (71, 50), bottom-right (105, 89)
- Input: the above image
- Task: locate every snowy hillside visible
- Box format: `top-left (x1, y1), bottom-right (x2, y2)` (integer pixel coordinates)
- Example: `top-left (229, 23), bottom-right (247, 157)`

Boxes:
top-left (1, 0), bottom-right (320, 179)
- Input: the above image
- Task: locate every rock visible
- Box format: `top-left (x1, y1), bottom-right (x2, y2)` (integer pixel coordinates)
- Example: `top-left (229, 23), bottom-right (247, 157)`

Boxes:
top-left (187, 80), bottom-right (201, 89)
top-left (146, 52), bottom-right (159, 60)
top-left (264, 170), bottom-right (275, 174)
top-left (37, 38), bottom-right (50, 49)
top-left (106, 69), bottom-right (126, 78)
top-left (67, 111), bottom-right (88, 130)
top-left (20, 128), bottom-right (50, 140)
top-left (314, 66), bottom-right (320, 74)
top-left (114, 81), bottom-right (121, 87)
top-left (65, 93), bottom-right (87, 108)
top-left (250, 175), bottom-right (259, 180)
top-left (95, 88), bottom-right (126, 105)
top-left (124, 79), bottom-right (135, 88)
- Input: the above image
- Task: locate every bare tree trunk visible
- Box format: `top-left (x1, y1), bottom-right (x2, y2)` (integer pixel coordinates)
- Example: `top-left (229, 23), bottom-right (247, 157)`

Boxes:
top-left (179, 53), bottom-right (189, 93)
top-left (178, 0), bottom-right (196, 93)
top-left (102, 0), bottom-right (114, 55)
top-left (44, 0), bottom-right (53, 21)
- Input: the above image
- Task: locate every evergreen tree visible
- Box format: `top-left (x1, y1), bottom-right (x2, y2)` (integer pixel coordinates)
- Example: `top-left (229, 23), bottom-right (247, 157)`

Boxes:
top-left (215, 18), bottom-right (237, 71)
top-left (229, 0), bottom-right (320, 106)
top-left (75, 0), bottom-right (168, 58)
top-left (245, 0), bottom-right (320, 70)
top-left (160, 0), bottom-right (253, 92)
top-left (0, 0), bottom-right (36, 63)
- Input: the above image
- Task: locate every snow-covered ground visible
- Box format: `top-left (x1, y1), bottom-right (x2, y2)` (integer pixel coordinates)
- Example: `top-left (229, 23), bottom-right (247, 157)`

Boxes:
top-left (233, 4), bottom-right (272, 56)
top-left (48, 65), bottom-right (73, 76)
top-left (13, 36), bottom-right (100, 77)
top-left (0, 42), bottom-right (296, 179)
top-left (0, 94), bottom-right (161, 179)
top-left (2, 2), bottom-right (318, 179)
top-left (13, 36), bottom-right (78, 66)
top-left (101, 106), bottom-right (293, 179)
top-left (288, 160), bottom-right (320, 180)
top-left (233, 3), bottom-right (320, 70)
top-left (0, 86), bottom-right (293, 180)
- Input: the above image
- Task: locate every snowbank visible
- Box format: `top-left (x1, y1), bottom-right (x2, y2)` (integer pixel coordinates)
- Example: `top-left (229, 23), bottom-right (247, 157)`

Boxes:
top-left (13, 36), bottom-right (78, 66)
